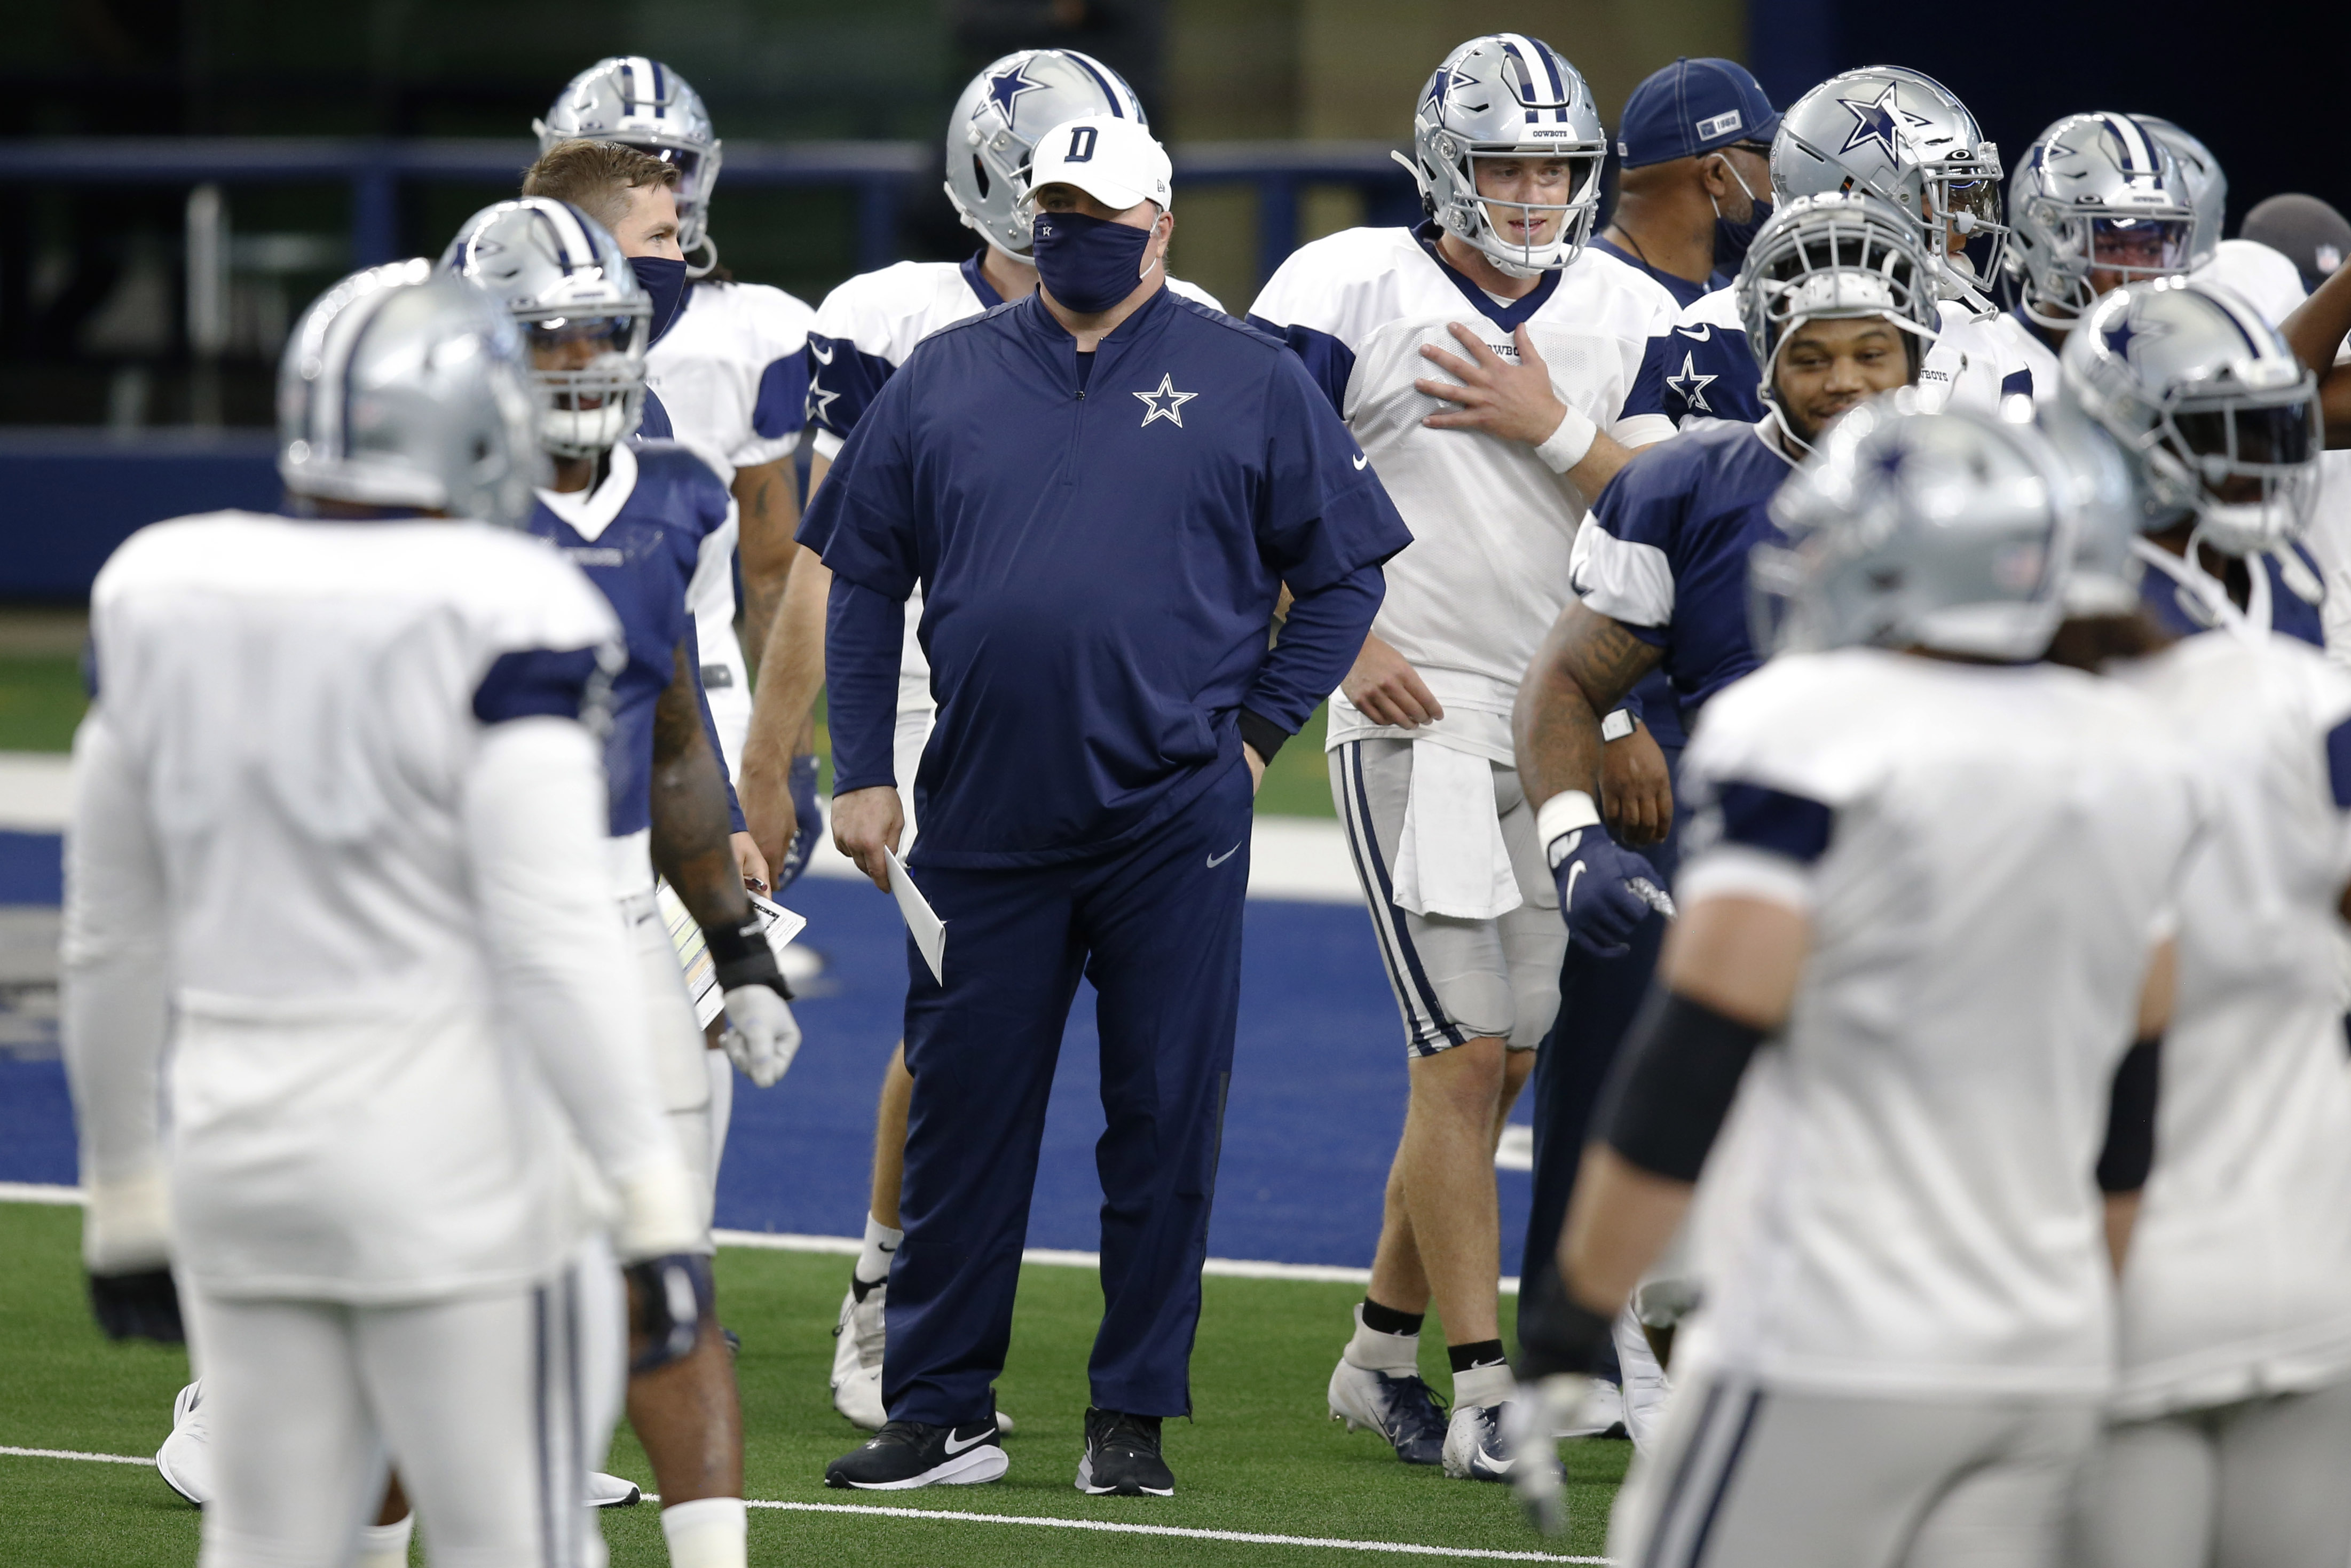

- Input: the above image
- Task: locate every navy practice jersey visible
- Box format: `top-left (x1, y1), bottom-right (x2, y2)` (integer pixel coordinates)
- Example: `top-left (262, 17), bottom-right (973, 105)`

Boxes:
top-left (1588, 234), bottom-right (1726, 311)
top-left (1572, 418), bottom-right (1798, 728)
top-left (2137, 537), bottom-right (2329, 650)
top-left (801, 287), bottom-right (1412, 868)
top-left (527, 441), bottom-right (739, 838)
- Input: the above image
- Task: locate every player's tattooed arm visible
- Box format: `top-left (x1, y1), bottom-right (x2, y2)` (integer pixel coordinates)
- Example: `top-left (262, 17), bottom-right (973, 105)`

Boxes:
top-left (650, 640), bottom-right (752, 930)
top-left (1514, 602), bottom-right (1664, 814)
top-left (733, 455), bottom-right (801, 678)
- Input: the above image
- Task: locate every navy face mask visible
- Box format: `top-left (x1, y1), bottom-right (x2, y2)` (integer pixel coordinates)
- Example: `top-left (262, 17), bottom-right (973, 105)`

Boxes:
top-left (630, 256), bottom-right (689, 346)
top-left (1710, 157), bottom-right (1773, 272)
top-left (1030, 211), bottom-right (1158, 314)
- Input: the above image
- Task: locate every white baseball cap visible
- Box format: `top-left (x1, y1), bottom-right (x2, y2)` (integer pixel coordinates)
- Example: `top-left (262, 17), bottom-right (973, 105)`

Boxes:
top-left (1026, 113), bottom-right (1173, 214)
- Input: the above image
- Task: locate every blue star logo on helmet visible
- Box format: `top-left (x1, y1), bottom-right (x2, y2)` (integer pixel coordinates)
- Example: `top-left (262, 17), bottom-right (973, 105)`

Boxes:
top-left (1836, 82), bottom-right (1924, 161)
top-left (2101, 300), bottom-right (2165, 366)
top-left (987, 60), bottom-right (1047, 120)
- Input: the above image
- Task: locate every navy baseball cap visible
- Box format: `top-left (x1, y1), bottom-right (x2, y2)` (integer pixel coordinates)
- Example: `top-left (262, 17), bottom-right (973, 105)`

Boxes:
top-left (1615, 57), bottom-right (1780, 168)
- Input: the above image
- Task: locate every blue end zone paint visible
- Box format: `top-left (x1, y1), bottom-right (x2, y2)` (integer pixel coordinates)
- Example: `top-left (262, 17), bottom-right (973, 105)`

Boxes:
top-left (0, 835), bottom-right (1532, 1269)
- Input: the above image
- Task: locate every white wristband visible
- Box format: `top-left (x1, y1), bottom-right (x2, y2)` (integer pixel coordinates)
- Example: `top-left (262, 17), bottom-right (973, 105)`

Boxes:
top-left (1537, 789), bottom-right (1603, 866)
top-left (1533, 403), bottom-right (1599, 474)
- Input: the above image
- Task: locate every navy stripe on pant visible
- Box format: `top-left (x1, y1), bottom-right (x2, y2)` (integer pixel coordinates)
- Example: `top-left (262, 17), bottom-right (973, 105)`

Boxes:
top-left (884, 757), bottom-right (1253, 1425)
top-left (1521, 740), bottom-right (1685, 1301)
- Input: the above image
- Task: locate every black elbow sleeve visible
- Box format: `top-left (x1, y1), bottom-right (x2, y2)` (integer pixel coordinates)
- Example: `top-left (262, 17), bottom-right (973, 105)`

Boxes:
top-left (1597, 988), bottom-right (1769, 1184)
top-left (2096, 1036), bottom-right (2162, 1194)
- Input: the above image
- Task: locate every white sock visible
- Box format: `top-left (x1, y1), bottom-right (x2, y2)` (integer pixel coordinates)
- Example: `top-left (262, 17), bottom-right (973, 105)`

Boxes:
top-left (1342, 1302), bottom-right (1421, 1376)
top-left (661, 1496), bottom-right (747, 1568)
top-left (855, 1213), bottom-right (903, 1288)
top-left (353, 1514), bottom-right (413, 1568)
top-left (1452, 1359), bottom-right (1515, 1410)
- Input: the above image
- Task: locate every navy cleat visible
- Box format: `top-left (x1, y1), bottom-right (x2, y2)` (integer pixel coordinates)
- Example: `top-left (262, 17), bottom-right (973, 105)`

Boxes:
top-left (1328, 1357), bottom-right (1449, 1464)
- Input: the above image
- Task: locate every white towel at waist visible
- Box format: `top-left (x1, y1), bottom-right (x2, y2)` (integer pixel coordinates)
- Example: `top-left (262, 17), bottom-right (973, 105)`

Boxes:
top-left (1391, 739), bottom-right (1521, 921)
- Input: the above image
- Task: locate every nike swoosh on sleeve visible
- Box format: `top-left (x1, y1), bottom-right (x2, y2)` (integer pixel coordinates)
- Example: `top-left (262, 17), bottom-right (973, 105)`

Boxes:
top-left (1352, 452), bottom-right (1370, 470)
top-left (809, 342), bottom-right (835, 363)
top-left (1672, 324), bottom-right (1713, 341)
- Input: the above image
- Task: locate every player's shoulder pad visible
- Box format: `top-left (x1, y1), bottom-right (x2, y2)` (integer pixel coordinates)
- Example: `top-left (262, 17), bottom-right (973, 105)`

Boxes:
top-left (814, 260), bottom-right (965, 346)
top-left (1167, 275), bottom-right (1227, 315)
top-left (91, 511), bottom-right (275, 607)
top-left (630, 437), bottom-right (725, 489)
top-left (1683, 650), bottom-right (1913, 806)
top-left (1566, 242), bottom-right (1682, 319)
top-left (1675, 283), bottom-right (1745, 333)
top-left (1608, 416), bottom-right (1768, 498)
top-left (700, 277), bottom-right (816, 348)
top-left (1251, 226), bottom-right (1423, 325)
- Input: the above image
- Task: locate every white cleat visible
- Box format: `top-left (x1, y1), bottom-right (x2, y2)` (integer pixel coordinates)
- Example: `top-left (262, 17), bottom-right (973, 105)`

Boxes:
top-left (155, 1381), bottom-right (213, 1507)
top-left (1554, 1377), bottom-right (1627, 1440)
top-left (586, 1471), bottom-right (642, 1508)
top-left (829, 1279), bottom-right (1013, 1433)
top-left (1441, 1402), bottom-right (1517, 1482)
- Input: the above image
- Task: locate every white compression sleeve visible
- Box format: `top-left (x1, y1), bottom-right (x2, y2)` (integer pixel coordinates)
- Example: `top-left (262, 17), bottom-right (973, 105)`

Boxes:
top-left (59, 711), bottom-right (174, 1272)
top-left (461, 718), bottom-right (699, 1258)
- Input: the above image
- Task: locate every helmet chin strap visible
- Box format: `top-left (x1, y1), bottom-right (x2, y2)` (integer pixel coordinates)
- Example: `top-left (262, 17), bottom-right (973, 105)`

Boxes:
top-left (684, 234), bottom-right (721, 281)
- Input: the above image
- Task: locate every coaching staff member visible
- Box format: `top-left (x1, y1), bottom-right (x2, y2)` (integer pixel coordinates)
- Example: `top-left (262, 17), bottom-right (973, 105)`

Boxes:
top-left (806, 113), bottom-right (1410, 1498)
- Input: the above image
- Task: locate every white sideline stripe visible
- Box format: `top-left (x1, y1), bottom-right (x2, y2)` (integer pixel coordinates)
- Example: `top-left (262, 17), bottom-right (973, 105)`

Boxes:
top-left (0, 1445), bottom-right (150, 1466)
top-left (737, 1500), bottom-right (1606, 1561)
top-left (0, 1448), bottom-right (1605, 1564)
top-left (0, 751), bottom-right (1364, 904)
top-left (8, 1191), bottom-right (1519, 1294)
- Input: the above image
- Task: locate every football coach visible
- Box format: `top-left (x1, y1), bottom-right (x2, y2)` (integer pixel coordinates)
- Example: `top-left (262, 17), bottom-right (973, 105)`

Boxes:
top-left (804, 113), bottom-right (1410, 1498)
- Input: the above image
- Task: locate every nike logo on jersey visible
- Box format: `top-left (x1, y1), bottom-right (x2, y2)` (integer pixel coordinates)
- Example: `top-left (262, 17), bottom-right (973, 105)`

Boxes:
top-left (1672, 323), bottom-right (1713, 342)
top-left (1136, 373), bottom-right (1198, 428)
top-left (1207, 841), bottom-right (1243, 868)
top-left (809, 340), bottom-right (835, 364)
top-left (943, 1426), bottom-right (998, 1454)
top-left (1352, 452), bottom-right (1370, 470)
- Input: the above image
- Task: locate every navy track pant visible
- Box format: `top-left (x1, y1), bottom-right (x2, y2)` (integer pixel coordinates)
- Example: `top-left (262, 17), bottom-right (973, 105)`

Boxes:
top-left (883, 758), bottom-right (1253, 1426)
top-left (1520, 742), bottom-right (1686, 1301)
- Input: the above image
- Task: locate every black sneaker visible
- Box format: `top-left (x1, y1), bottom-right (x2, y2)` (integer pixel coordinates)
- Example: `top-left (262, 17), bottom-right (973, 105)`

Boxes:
top-left (1076, 1407), bottom-right (1174, 1496)
top-left (824, 1411), bottom-right (1007, 1490)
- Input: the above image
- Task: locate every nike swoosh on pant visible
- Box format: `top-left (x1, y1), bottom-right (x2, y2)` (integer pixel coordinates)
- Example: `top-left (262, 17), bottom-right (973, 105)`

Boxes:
top-left (943, 1427), bottom-right (997, 1454)
top-left (1207, 842), bottom-right (1243, 868)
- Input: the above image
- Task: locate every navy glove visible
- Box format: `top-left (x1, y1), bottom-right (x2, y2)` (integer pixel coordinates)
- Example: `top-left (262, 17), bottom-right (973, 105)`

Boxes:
top-left (1549, 825), bottom-right (1660, 958)
top-left (89, 1268), bottom-right (184, 1344)
top-left (625, 1253), bottom-right (715, 1373)
top-left (772, 754), bottom-right (823, 893)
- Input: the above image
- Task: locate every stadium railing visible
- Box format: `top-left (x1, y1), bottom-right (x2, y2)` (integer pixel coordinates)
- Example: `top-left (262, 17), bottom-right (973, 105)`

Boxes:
top-left (0, 137), bottom-right (1419, 289)
top-left (0, 137), bottom-right (1416, 598)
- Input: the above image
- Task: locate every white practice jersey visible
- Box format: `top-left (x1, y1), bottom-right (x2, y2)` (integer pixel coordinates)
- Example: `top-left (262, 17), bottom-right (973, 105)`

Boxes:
top-left (807, 256), bottom-right (1224, 719)
top-left (645, 278), bottom-right (817, 773)
top-left (2192, 238), bottom-right (2307, 329)
top-left (2104, 631), bottom-right (2351, 1416)
top-left (1671, 648), bottom-right (2204, 1398)
top-left (1921, 294), bottom-right (2060, 414)
top-left (65, 513), bottom-right (675, 1304)
top-left (1248, 227), bottom-right (1680, 764)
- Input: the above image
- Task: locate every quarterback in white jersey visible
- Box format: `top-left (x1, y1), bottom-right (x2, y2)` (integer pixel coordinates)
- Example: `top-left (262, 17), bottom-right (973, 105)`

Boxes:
top-left (1511, 405), bottom-right (2205, 1566)
top-left (1248, 31), bottom-right (1677, 1479)
top-left (745, 50), bottom-right (1217, 1436)
top-left (64, 268), bottom-right (703, 1568)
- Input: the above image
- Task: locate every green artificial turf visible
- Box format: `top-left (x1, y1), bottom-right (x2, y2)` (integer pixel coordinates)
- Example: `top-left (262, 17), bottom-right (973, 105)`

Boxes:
top-left (0, 655), bottom-right (87, 754)
top-left (0, 1202), bottom-right (1624, 1565)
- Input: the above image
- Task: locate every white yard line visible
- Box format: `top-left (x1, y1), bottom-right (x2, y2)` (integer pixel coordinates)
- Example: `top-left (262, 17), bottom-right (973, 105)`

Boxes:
top-left (5, 1187), bottom-right (1519, 1293)
top-left (0, 1445), bottom-right (1603, 1563)
top-left (0, 753), bottom-right (1368, 905)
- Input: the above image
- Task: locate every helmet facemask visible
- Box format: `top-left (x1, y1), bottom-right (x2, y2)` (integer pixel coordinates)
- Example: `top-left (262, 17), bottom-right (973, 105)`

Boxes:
top-left (2022, 205), bottom-right (2195, 328)
top-left (1436, 144), bottom-right (1605, 278)
top-left (521, 308), bottom-right (650, 460)
top-left (1923, 160), bottom-right (2008, 296)
top-left (2147, 381), bottom-right (2323, 555)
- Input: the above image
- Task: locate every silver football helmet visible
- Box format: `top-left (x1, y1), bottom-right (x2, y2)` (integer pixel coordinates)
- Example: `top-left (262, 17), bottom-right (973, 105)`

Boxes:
top-left (2007, 113), bottom-right (2196, 329)
top-left (2133, 115), bottom-right (2224, 272)
top-left (2038, 399), bottom-right (2152, 615)
top-left (2060, 278), bottom-right (2322, 555)
top-left (1770, 66), bottom-right (2006, 299)
top-left (440, 198), bottom-right (651, 460)
top-left (1754, 400), bottom-right (2077, 661)
top-left (536, 58), bottom-right (723, 275)
top-left (945, 49), bottom-right (1148, 257)
top-left (1737, 191), bottom-right (1940, 388)
top-left (1398, 34), bottom-right (1606, 277)
top-left (278, 261), bottom-right (545, 528)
